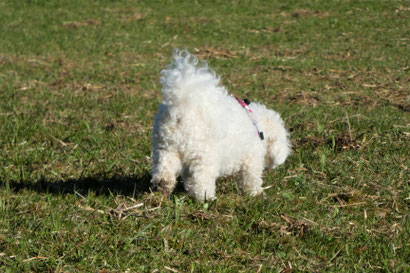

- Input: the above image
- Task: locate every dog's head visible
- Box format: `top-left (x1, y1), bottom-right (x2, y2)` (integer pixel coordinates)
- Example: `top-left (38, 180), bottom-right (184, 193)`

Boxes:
top-left (261, 108), bottom-right (291, 170)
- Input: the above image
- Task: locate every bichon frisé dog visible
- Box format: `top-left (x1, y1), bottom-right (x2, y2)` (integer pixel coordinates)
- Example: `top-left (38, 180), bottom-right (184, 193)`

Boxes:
top-left (151, 49), bottom-right (291, 201)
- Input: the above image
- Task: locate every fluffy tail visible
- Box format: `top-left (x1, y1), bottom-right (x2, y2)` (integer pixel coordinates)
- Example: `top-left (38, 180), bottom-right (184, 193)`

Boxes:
top-left (160, 49), bottom-right (227, 105)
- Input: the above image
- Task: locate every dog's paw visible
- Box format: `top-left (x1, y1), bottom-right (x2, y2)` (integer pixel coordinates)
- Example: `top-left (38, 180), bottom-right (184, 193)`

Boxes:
top-left (249, 186), bottom-right (264, 196)
top-left (151, 178), bottom-right (174, 195)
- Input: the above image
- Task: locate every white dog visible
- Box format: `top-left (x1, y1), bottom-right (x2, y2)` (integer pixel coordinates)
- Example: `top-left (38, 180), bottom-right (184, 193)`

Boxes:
top-left (151, 49), bottom-right (291, 201)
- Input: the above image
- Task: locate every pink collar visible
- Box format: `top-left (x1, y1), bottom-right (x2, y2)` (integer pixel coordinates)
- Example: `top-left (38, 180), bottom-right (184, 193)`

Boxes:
top-left (233, 96), bottom-right (264, 140)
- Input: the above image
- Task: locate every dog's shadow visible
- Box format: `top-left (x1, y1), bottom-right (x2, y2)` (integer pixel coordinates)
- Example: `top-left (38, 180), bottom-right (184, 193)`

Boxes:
top-left (2, 172), bottom-right (153, 197)
top-left (1, 172), bottom-right (188, 198)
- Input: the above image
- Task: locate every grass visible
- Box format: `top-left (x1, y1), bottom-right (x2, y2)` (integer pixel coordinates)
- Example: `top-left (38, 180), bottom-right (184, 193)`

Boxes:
top-left (0, 0), bottom-right (408, 271)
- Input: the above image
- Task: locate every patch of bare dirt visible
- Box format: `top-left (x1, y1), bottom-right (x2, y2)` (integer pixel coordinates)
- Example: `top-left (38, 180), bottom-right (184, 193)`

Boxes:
top-left (194, 47), bottom-right (238, 59)
top-left (291, 9), bottom-right (331, 18)
top-left (287, 92), bottom-right (320, 106)
top-left (253, 214), bottom-right (316, 239)
top-left (332, 131), bottom-right (363, 151)
top-left (63, 19), bottom-right (101, 28)
top-left (294, 135), bottom-right (326, 148)
top-left (120, 12), bottom-right (145, 23)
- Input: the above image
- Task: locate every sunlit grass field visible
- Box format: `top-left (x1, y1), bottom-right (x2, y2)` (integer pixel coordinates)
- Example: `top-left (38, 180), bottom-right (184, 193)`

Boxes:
top-left (0, 0), bottom-right (408, 272)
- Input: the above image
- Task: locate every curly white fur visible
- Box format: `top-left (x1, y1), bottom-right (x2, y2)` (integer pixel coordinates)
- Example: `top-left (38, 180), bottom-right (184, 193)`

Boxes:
top-left (151, 49), bottom-right (291, 201)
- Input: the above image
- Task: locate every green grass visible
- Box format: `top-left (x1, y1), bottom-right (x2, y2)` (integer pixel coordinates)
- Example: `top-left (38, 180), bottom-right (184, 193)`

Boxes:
top-left (0, 0), bottom-right (408, 271)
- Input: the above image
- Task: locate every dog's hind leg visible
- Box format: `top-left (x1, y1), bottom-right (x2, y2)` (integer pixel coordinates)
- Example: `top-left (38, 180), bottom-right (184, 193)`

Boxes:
top-left (151, 150), bottom-right (182, 195)
top-left (238, 156), bottom-right (264, 196)
top-left (183, 160), bottom-right (218, 201)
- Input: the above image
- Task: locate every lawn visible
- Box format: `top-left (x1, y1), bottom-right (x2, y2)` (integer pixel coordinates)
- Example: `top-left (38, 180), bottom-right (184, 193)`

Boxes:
top-left (0, 0), bottom-right (408, 272)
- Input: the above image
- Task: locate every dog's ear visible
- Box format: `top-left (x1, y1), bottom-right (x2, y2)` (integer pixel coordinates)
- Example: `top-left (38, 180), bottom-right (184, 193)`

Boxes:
top-left (263, 111), bottom-right (291, 169)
